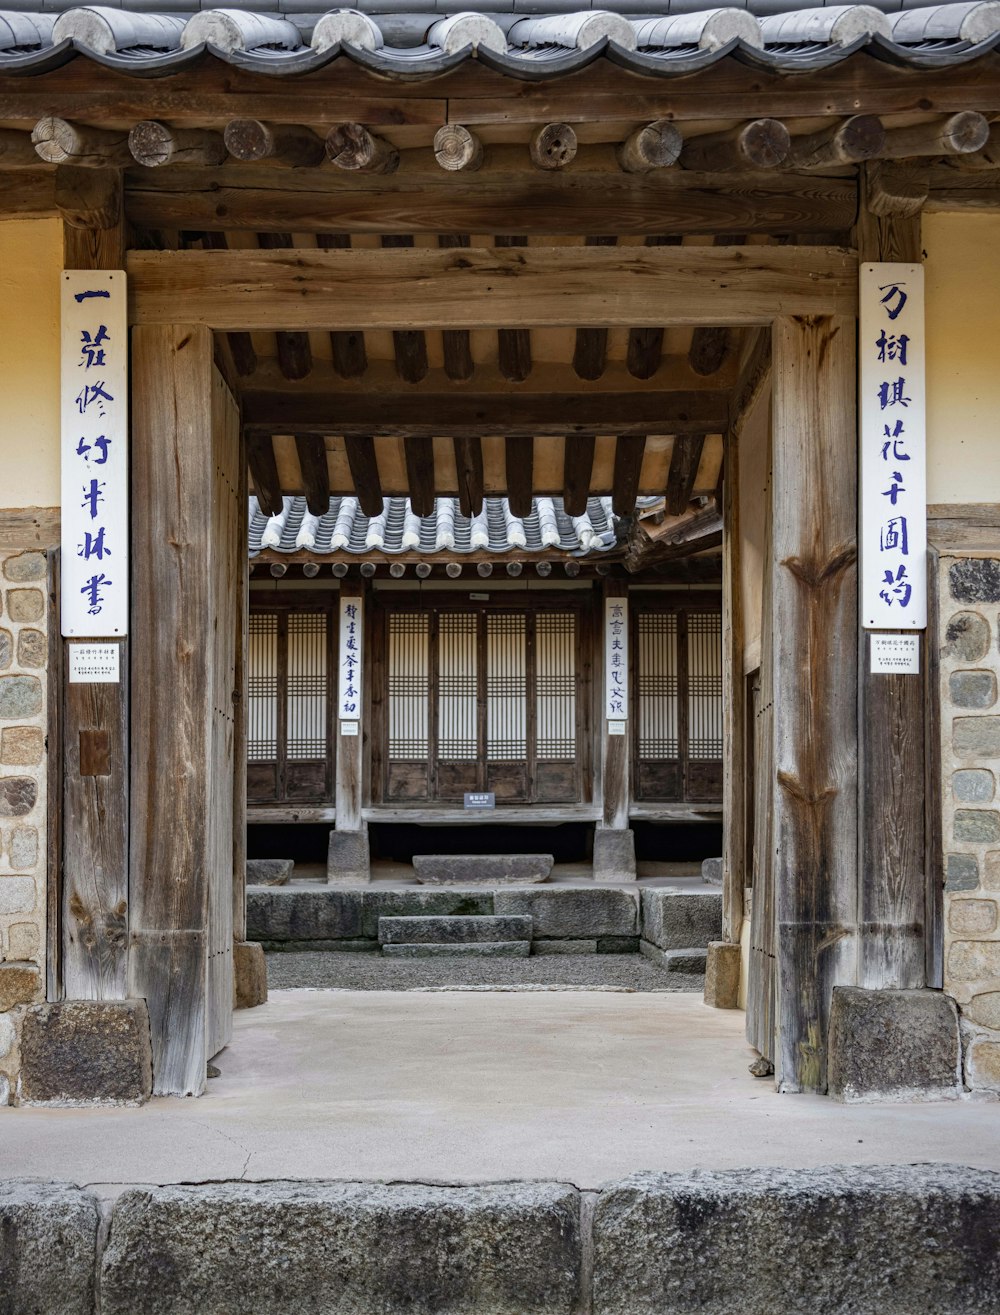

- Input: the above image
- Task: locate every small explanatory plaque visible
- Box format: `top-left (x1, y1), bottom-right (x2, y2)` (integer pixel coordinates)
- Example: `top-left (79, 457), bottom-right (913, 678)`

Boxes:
top-left (464, 792), bottom-right (495, 810)
top-left (870, 634), bottom-right (920, 675)
top-left (68, 642), bottom-right (120, 683)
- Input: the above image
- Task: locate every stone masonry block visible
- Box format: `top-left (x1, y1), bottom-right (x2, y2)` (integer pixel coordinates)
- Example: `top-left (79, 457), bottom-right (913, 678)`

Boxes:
top-left (953, 769), bottom-right (995, 803)
top-left (0, 1011), bottom-right (15, 1058)
top-left (950, 670), bottom-right (998, 709)
top-left (0, 961), bottom-right (40, 1009)
top-left (967, 1040), bottom-right (1000, 1092)
top-left (948, 940), bottom-right (1000, 981)
top-left (0, 673), bottom-right (42, 719)
top-left (0, 775), bottom-right (37, 816)
top-left (327, 828), bottom-right (370, 885)
top-left (945, 610), bottom-right (991, 662)
top-left (413, 853), bottom-right (553, 884)
top-left (641, 889), bottom-right (723, 951)
top-left (378, 915), bottom-right (532, 945)
top-left (101, 1181), bottom-right (581, 1315)
top-left (828, 987), bottom-right (961, 1102)
top-left (965, 991), bottom-right (1000, 1029)
top-left (949, 899), bottom-right (998, 935)
top-left (10, 825), bottom-right (38, 868)
top-left (0, 875), bottom-right (36, 916)
top-left (19, 1000), bottom-right (153, 1106)
top-left (1, 725), bottom-right (44, 766)
top-left (246, 858), bottom-right (293, 886)
top-left (2, 551), bottom-right (46, 582)
top-left (495, 888), bottom-right (638, 939)
top-left (8, 921), bottom-right (40, 959)
top-left (0, 627), bottom-right (10, 670)
top-left (247, 888), bottom-right (363, 943)
top-left (593, 1165), bottom-right (1000, 1315)
top-left (951, 558), bottom-right (1000, 604)
top-left (361, 890), bottom-right (494, 939)
top-left (383, 941), bottom-right (530, 958)
top-left (946, 853), bottom-right (980, 892)
top-left (16, 627), bottom-right (46, 668)
top-left (704, 941), bottom-right (740, 1008)
top-left (592, 827), bottom-right (636, 882)
top-left (987, 851), bottom-right (1000, 890)
top-left (234, 941), bottom-right (268, 1009)
top-left (954, 716), bottom-right (1000, 757)
top-left (6, 588), bottom-right (44, 622)
top-left (0, 1181), bottom-right (100, 1315)
top-left (954, 809), bottom-right (1000, 844)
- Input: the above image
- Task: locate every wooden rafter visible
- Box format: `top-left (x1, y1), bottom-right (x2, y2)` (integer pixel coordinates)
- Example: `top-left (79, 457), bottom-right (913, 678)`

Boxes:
top-left (316, 233), bottom-right (368, 378)
top-left (688, 237), bottom-right (746, 377)
top-left (453, 436), bottom-right (484, 517)
top-left (563, 435), bottom-right (595, 517)
top-left (665, 434), bottom-right (706, 515)
top-left (495, 235), bottom-right (532, 383)
top-left (247, 434), bottom-right (283, 516)
top-left (437, 234), bottom-right (475, 381)
top-left (256, 232), bottom-right (313, 381)
top-left (612, 435), bottom-right (646, 516)
top-left (294, 434), bottom-right (330, 516)
top-left (344, 435), bottom-right (383, 516)
top-left (573, 235), bottom-right (616, 381)
top-left (504, 437), bottom-right (534, 519)
top-left (381, 234), bottom-right (429, 383)
top-left (404, 435), bottom-right (435, 518)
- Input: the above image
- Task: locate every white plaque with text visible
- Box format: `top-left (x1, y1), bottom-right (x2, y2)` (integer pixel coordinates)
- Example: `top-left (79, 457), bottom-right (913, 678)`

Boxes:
top-left (870, 634), bottom-right (920, 675)
top-left (338, 594), bottom-right (363, 721)
top-left (68, 642), bottom-right (120, 683)
top-left (604, 598), bottom-right (628, 720)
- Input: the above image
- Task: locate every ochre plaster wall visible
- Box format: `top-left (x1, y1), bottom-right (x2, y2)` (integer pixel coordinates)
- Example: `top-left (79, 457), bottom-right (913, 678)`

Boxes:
top-left (924, 212), bottom-right (1000, 507)
top-left (0, 219), bottom-right (61, 511)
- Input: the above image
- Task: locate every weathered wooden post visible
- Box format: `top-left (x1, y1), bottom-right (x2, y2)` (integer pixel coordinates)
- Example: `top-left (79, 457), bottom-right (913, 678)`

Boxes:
top-left (594, 578), bottom-right (636, 880)
top-left (330, 577), bottom-right (370, 883)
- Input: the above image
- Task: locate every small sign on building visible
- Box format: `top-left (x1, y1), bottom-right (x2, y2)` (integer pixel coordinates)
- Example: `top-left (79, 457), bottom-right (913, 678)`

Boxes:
top-left (604, 597), bottom-right (629, 719)
top-left (338, 594), bottom-right (363, 720)
top-left (61, 271), bottom-right (128, 638)
top-left (859, 262), bottom-right (927, 630)
top-left (870, 634), bottom-right (921, 675)
top-left (68, 642), bottom-right (120, 684)
top-left (464, 792), bottom-right (495, 810)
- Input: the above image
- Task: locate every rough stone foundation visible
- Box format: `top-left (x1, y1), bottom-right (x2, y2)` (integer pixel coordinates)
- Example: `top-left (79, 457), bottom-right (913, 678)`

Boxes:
top-left (0, 547), bottom-right (50, 1105)
top-left (938, 554), bottom-right (1000, 1094)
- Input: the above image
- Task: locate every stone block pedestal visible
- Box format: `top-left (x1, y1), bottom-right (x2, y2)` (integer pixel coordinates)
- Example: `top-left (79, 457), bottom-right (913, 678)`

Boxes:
top-left (327, 828), bottom-right (371, 885)
top-left (703, 942), bottom-right (741, 1008)
top-left (828, 987), bottom-right (962, 1102)
top-left (234, 942), bottom-right (268, 1009)
top-left (592, 827), bottom-right (636, 882)
top-left (17, 1000), bottom-right (153, 1106)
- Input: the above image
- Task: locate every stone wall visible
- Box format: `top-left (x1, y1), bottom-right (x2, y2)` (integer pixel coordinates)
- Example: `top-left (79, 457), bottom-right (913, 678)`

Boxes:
top-left (939, 554), bottom-right (1000, 1094)
top-left (0, 549), bottom-right (49, 1102)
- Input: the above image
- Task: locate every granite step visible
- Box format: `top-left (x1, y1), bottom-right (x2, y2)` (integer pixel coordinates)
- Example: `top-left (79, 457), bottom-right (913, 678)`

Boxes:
top-left (639, 942), bottom-right (708, 973)
top-left (382, 941), bottom-right (531, 958)
top-left (378, 914), bottom-right (533, 946)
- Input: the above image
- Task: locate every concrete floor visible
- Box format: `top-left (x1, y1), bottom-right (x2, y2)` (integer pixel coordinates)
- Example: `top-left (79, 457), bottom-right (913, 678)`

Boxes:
top-left (4, 990), bottom-right (1000, 1194)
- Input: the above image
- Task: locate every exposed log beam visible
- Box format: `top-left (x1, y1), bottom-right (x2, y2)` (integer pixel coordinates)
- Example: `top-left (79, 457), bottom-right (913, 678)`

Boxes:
top-left (530, 123), bottom-right (577, 171)
top-left (563, 435), bottom-right (595, 517)
top-left (786, 115), bottom-right (884, 171)
top-left (612, 435), bottom-right (646, 516)
top-left (626, 235), bottom-right (681, 380)
top-left (495, 235), bottom-right (532, 383)
top-left (327, 123), bottom-right (398, 174)
top-left (55, 165), bottom-right (121, 231)
top-left (679, 119), bottom-right (790, 173)
top-left (616, 120), bottom-right (682, 175)
top-left (344, 435), bottom-right (383, 516)
top-left (505, 436), bottom-right (534, 519)
top-left (224, 119), bottom-right (325, 168)
top-left (573, 235), bottom-right (616, 382)
top-left (880, 111), bottom-right (988, 160)
top-left (433, 124), bottom-right (483, 172)
top-left (256, 232), bottom-right (313, 381)
top-left (123, 157), bottom-right (858, 235)
top-left (382, 234), bottom-right (429, 383)
top-left (294, 434), bottom-right (330, 516)
top-left (952, 122), bottom-right (1000, 171)
top-left (129, 245), bottom-right (858, 330)
top-left (688, 237), bottom-right (746, 378)
top-left (243, 388), bottom-right (732, 438)
top-left (248, 434), bottom-right (283, 516)
top-left (865, 159), bottom-right (929, 219)
top-left (624, 499), bottom-right (722, 572)
top-left (0, 127), bottom-right (41, 168)
top-left (665, 434), bottom-right (706, 516)
top-left (453, 436), bottom-right (484, 518)
top-left (316, 233), bottom-right (368, 379)
top-left (32, 117), bottom-right (132, 167)
top-left (195, 231), bottom-right (257, 376)
top-left (128, 121), bottom-right (226, 169)
top-left (438, 234), bottom-right (474, 381)
top-left (404, 435), bottom-right (435, 518)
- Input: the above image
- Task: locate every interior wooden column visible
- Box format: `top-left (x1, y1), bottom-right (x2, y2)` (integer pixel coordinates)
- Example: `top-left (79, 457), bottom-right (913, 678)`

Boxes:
top-left (854, 171), bottom-right (928, 991)
top-left (771, 314), bottom-right (859, 1094)
top-left (331, 578), bottom-right (369, 884)
top-left (129, 324), bottom-right (240, 1096)
top-left (60, 174), bottom-right (129, 1001)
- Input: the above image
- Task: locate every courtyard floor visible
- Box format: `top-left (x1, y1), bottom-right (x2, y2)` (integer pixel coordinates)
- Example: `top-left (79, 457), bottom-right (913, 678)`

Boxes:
top-left (4, 990), bottom-right (1000, 1194)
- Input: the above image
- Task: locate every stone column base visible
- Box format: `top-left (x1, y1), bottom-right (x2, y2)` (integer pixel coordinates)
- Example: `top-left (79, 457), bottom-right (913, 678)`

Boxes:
top-left (828, 987), bottom-right (962, 1102)
top-left (592, 827), bottom-right (636, 883)
top-left (234, 942), bottom-right (268, 1009)
top-left (704, 942), bottom-right (741, 1009)
top-left (327, 828), bottom-right (371, 885)
top-left (17, 999), bottom-right (153, 1106)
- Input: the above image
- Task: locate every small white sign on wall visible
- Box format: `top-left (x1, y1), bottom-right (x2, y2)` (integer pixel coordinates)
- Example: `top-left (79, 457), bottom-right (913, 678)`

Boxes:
top-left (870, 634), bottom-right (921, 675)
top-left (338, 594), bottom-right (363, 721)
top-left (61, 270), bottom-right (128, 638)
top-left (68, 642), bottom-right (120, 683)
top-left (859, 262), bottom-right (927, 630)
top-left (604, 597), bottom-right (628, 720)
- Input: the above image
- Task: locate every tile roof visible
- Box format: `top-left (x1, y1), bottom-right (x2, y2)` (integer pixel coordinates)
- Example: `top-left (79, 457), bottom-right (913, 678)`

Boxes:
top-left (249, 494), bottom-right (625, 556)
top-left (1, 1), bottom-right (998, 78)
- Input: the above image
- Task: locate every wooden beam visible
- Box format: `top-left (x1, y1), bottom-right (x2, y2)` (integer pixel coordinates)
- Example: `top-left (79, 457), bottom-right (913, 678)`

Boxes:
top-left (381, 235), bottom-right (429, 384)
top-left (612, 435), bottom-right (645, 516)
top-left (129, 245), bottom-right (858, 330)
top-left (505, 436), bottom-right (534, 519)
top-left (494, 235), bottom-right (532, 383)
top-left (123, 157), bottom-right (858, 236)
top-left (243, 387), bottom-right (732, 438)
top-left (344, 435), bottom-right (383, 516)
top-left (665, 435), bottom-right (705, 516)
top-left (33, 117), bottom-right (132, 167)
top-left (256, 232), bottom-right (313, 381)
top-left (294, 434), bottom-right (330, 516)
top-left (0, 167), bottom-right (56, 218)
top-left (880, 111), bottom-right (988, 160)
top-left (247, 434), bottom-right (283, 516)
top-left (198, 230), bottom-right (257, 377)
top-left (438, 235), bottom-right (474, 381)
top-left (787, 115), bottom-right (884, 171)
top-left (530, 123), bottom-right (577, 170)
top-left (56, 166), bottom-right (122, 234)
top-left (316, 233), bottom-right (368, 379)
top-left (623, 500), bottom-right (722, 571)
top-left (327, 123), bottom-right (398, 174)
top-left (616, 120), bottom-right (682, 174)
top-left (573, 236), bottom-right (616, 381)
top-left (224, 119), bottom-right (325, 168)
top-left (433, 124), bottom-right (483, 172)
top-left (627, 235), bottom-right (681, 380)
top-left (128, 121), bottom-right (226, 169)
top-left (864, 159), bottom-right (929, 220)
top-left (0, 126), bottom-right (42, 168)
top-left (688, 238), bottom-right (746, 378)
top-left (453, 436), bottom-right (484, 518)
top-left (404, 435), bottom-right (435, 517)
top-left (680, 119), bottom-right (790, 173)
top-left (772, 313), bottom-right (857, 1094)
top-left (563, 434), bottom-right (595, 517)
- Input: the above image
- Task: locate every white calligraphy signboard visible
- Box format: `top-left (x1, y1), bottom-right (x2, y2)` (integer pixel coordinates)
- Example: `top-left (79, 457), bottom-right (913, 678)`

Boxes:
top-left (605, 597), bottom-right (628, 720)
top-left (61, 271), bottom-right (128, 637)
top-left (338, 594), bottom-right (363, 721)
top-left (860, 262), bottom-right (926, 630)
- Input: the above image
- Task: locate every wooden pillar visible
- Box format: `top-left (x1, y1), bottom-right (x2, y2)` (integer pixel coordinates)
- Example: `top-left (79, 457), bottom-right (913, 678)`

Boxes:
top-left (60, 176), bottom-right (129, 1001)
top-left (129, 324), bottom-right (241, 1096)
top-left (854, 169), bottom-right (928, 991)
top-left (771, 314), bottom-right (858, 1093)
top-left (594, 578), bottom-right (635, 880)
top-left (330, 577), bottom-right (369, 884)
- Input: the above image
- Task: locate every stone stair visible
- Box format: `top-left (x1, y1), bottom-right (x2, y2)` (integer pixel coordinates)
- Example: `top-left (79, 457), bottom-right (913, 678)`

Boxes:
top-left (378, 914), bottom-right (533, 958)
top-left (638, 888), bottom-right (722, 975)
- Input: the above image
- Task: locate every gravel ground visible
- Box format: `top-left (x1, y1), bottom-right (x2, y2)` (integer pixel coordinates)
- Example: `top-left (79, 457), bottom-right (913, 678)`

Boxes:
top-left (265, 951), bottom-right (705, 992)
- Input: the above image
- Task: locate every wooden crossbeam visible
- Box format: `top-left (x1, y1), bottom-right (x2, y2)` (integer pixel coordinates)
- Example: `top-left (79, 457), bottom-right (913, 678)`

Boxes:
top-left (197, 231), bottom-right (258, 377)
top-left (574, 236), bottom-right (616, 381)
top-left (382, 234), bottom-right (429, 383)
top-left (438, 235), bottom-right (474, 381)
top-left (257, 232), bottom-right (313, 381)
top-left (316, 233), bottom-right (368, 379)
top-left (495, 235), bottom-right (532, 383)
top-left (129, 245), bottom-right (857, 330)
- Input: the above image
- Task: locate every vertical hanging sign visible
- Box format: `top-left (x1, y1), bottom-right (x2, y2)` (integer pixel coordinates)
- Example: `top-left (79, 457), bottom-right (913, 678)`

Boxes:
top-left (338, 594), bottom-right (363, 721)
top-left (605, 596), bottom-right (628, 720)
top-left (61, 270), bottom-right (128, 637)
top-left (860, 262), bottom-right (926, 630)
